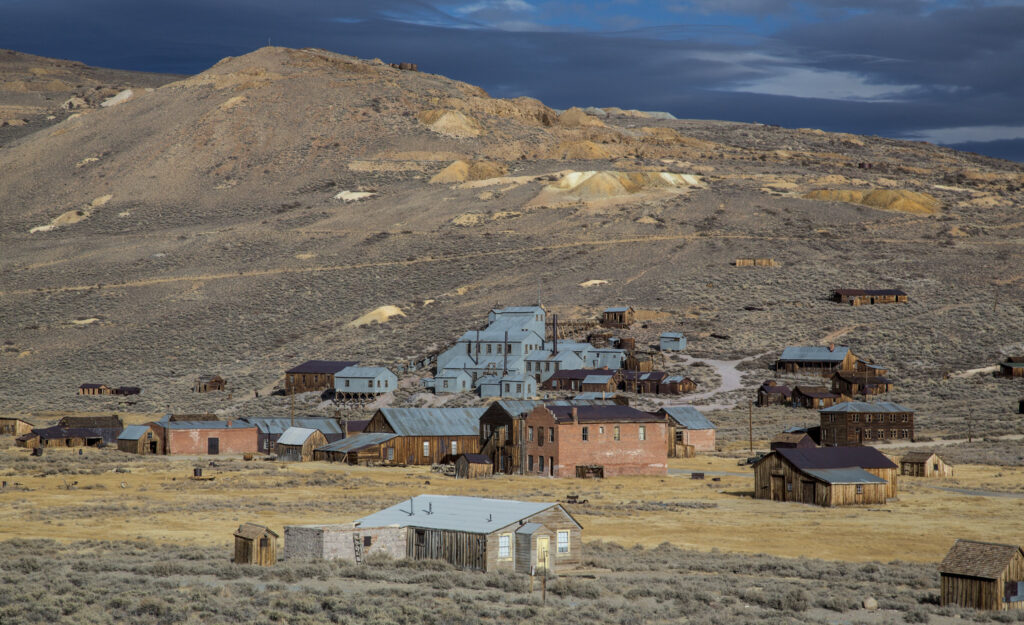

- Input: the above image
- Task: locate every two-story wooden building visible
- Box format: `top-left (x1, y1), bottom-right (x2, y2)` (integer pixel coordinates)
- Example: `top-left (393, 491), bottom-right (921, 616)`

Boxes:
top-left (831, 371), bottom-right (893, 397)
top-left (285, 360), bottom-right (358, 395)
top-left (820, 400), bottom-right (914, 446)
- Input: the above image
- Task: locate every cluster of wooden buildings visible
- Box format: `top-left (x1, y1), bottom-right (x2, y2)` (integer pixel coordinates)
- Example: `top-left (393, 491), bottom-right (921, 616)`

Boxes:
top-left (16, 415), bottom-right (124, 449)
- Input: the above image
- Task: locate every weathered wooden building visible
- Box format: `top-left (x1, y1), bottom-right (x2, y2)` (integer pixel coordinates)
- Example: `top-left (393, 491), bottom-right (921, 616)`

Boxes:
top-left (770, 432), bottom-right (816, 451)
top-left (285, 495), bottom-right (582, 574)
top-left (276, 427), bottom-right (328, 462)
top-left (831, 289), bottom-right (908, 305)
top-left (59, 415), bottom-right (123, 429)
top-left (791, 385), bottom-right (840, 409)
top-left (239, 417), bottom-right (345, 454)
top-left (192, 375), bottom-right (226, 393)
top-left (16, 425), bottom-right (122, 449)
top-left (0, 417), bottom-right (34, 436)
top-left (601, 306), bottom-right (635, 328)
top-left (233, 523), bottom-right (278, 566)
top-left (77, 383), bottom-right (111, 395)
top-left (757, 380), bottom-right (793, 406)
top-left (999, 357), bottom-right (1024, 378)
top-left (455, 453), bottom-right (493, 478)
top-left (620, 370), bottom-right (669, 394)
top-left (777, 345), bottom-right (859, 376)
top-left (660, 376), bottom-right (697, 394)
top-left (581, 373), bottom-right (618, 393)
top-left (940, 540), bottom-right (1024, 611)
top-left (543, 369), bottom-right (622, 392)
top-left (900, 452), bottom-right (953, 477)
top-left (659, 332), bottom-right (686, 351)
top-left (657, 406), bottom-right (715, 454)
top-left (314, 432), bottom-right (399, 464)
top-left (117, 424), bottom-right (161, 454)
top-left (337, 407), bottom-right (486, 465)
top-left (285, 360), bottom-right (358, 395)
top-left (753, 447), bottom-right (898, 506)
top-left (624, 354), bottom-right (655, 373)
top-left (820, 400), bottom-right (914, 446)
top-left (831, 371), bottom-right (893, 397)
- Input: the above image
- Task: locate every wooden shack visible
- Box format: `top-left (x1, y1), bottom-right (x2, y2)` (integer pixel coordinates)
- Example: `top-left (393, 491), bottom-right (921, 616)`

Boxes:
top-left (659, 376), bottom-right (697, 394)
top-left (791, 385), bottom-right (840, 409)
top-left (757, 380), bottom-right (792, 406)
top-left (940, 540), bottom-right (1024, 610)
top-left (116, 424), bottom-right (161, 454)
top-left (734, 258), bottom-right (777, 267)
top-left (770, 432), bottom-right (816, 450)
top-left (455, 453), bottom-right (493, 479)
top-left (900, 452), bottom-right (953, 477)
top-left (601, 306), bottom-right (635, 328)
top-left (285, 360), bottom-right (358, 395)
top-left (77, 384), bottom-right (111, 395)
top-left (0, 417), bottom-right (34, 436)
top-left (753, 447), bottom-right (898, 505)
top-left (999, 357), bottom-right (1024, 378)
top-left (233, 523), bottom-right (278, 566)
top-left (276, 427), bottom-right (328, 462)
top-left (624, 353), bottom-right (654, 372)
top-left (193, 375), bottom-right (226, 393)
top-left (777, 345), bottom-right (859, 376)
top-left (831, 289), bottom-right (908, 305)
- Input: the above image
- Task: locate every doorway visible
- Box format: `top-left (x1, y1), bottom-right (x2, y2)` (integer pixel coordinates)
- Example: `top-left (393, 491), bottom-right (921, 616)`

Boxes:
top-left (801, 480), bottom-right (815, 503)
top-left (149, 441), bottom-right (158, 454)
top-left (536, 536), bottom-right (551, 574)
top-left (208, 438), bottom-right (219, 455)
top-left (771, 475), bottom-right (785, 501)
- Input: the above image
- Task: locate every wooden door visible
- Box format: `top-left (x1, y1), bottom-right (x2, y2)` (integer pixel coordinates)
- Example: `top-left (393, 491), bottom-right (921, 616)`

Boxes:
top-left (771, 475), bottom-right (785, 501)
top-left (208, 437), bottom-right (219, 455)
top-left (801, 481), bottom-right (815, 504)
top-left (536, 536), bottom-right (551, 574)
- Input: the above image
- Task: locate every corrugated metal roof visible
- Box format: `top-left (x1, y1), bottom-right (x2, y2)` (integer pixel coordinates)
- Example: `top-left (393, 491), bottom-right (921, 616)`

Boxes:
top-left (317, 432), bottom-right (397, 453)
top-left (939, 540), bottom-right (1023, 579)
top-left (159, 420), bottom-right (255, 430)
top-left (582, 375), bottom-right (614, 384)
top-left (604, 306), bottom-right (632, 313)
top-left (337, 366), bottom-right (392, 379)
top-left (277, 427), bottom-right (318, 446)
top-left (286, 360), bottom-right (358, 374)
top-left (902, 451), bottom-right (941, 463)
top-left (117, 425), bottom-right (151, 441)
top-left (801, 467), bottom-right (887, 484)
top-left (659, 406), bottom-right (715, 430)
top-left (550, 369), bottom-right (618, 380)
top-left (240, 417), bottom-right (345, 435)
top-left (378, 407), bottom-right (485, 436)
top-left (775, 447), bottom-right (897, 469)
top-left (573, 392), bottom-right (618, 401)
top-left (820, 401), bottom-right (910, 413)
top-left (661, 332), bottom-right (684, 339)
top-left (492, 306), bottom-right (545, 315)
top-left (355, 495), bottom-right (574, 534)
top-left (779, 346), bottom-right (850, 362)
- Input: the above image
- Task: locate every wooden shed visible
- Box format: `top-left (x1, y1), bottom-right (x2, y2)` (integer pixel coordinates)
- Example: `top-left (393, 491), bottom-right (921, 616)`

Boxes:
top-left (791, 385), bottom-right (840, 409)
top-left (601, 306), bottom-right (635, 328)
top-left (117, 424), bottom-right (161, 454)
top-left (770, 432), bottom-right (816, 451)
top-left (276, 427), bottom-right (328, 462)
top-left (999, 357), bottom-right (1024, 378)
top-left (830, 289), bottom-right (908, 306)
top-left (77, 383), bottom-right (111, 395)
top-left (900, 452), bottom-right (953, 477)
top-left (753, 447), bottom-right (898, 505)
top-left (455, 453), bottom-right (493, 479)
top-left (193, 375), bottom-right (226, 393)
top-left (0, 417), bottom-right (34, 436)
top-left (940, 540), bottom-right (1024, 610)
top-left (233, 523), bottom-right (278, 566)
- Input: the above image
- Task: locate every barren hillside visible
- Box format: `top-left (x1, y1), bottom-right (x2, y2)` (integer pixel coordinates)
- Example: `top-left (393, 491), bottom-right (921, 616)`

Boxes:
top-left (1, 47), bottom-right (1022, 438)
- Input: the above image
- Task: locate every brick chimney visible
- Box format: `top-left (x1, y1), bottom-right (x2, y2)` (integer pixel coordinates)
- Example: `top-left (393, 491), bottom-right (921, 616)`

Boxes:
top-left (828, 343), bottom-right (835, 352)
top-left (226, 420), bottom-right (232, 427)
top-left (571, 406), bottom-right (578, 424)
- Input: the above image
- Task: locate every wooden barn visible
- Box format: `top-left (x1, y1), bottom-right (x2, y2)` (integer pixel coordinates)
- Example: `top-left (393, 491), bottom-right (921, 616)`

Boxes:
top-left (624, 354), bottom-right (655, 373)
top-left (900, 452), bottom-right (953, 477)
top-left (777, 345), bottom-right (858, 376)
top-left (116, 424), bottom-right (161, 454)
top-left (770, 432), bottom-right (816, 450)
top-left (455, 453), bottom-right (493, 479)
top-left (620, 370), bottom-right (668, 394)
top-left (830, 289), bottom-right (908, 305)
top-left (18, 423), bottom-right (122, 449)
top-left (192, 375), bottom-right (226, 393)
top-left (601, 306), bottom-right (635, 328)
top-left (940, 540), bottom-right (1024, 611)
top-left (240, 417), bottom-right (345, 454)
top-left (233, 523), bottom-right (278, 566)
top-left (276, 427), bottom-right (328, 462)
top-left (0, 417), bottom-right (34, 436)
top-left (753, 446), bottom-right (898, 505)
top-left (831, 371), bottom-right (893, 397)
top-left (660, 376), bottom-right (697, 394)
top-left (285, 495), bottom-right (582, 574)
top-left (757, 380), bottom-right (792, 406)
top-left (791, 385), bottom-right (840, 409)
top-left (998, 357), bottom-right (1024, 378)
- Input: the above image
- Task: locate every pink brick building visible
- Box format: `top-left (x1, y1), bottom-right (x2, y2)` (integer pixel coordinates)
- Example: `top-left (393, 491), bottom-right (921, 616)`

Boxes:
top-left (151, 419), bottom-right (258, 455)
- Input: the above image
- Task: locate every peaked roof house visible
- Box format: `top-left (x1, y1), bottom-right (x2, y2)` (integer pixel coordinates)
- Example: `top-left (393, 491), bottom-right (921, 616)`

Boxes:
top-left (753, 446), bottom-right (899, 504)
top-left (657, 406), bottom-right (716, 453)
top-left (239, 417), bottom-right (345, 453)
top-left (334, 366), bottom-right (397, 396)
top-left (659, 332), bottom-right (687, 351)
top-left (777, 345), bottom-right (858, 375)
top-left (601, 306), bottom-right (635, 328)
top-left (276, 427), bottom-right (328, 462)
top-left (117, 424), bottom-right (161, 454)
top-left (999, 357), bottom-right (1024, 378)
top-left (757, 380), bottom-right (793, 406)
top-left (940, 540), bottom-right (1024, 610)
top-left (900, 451), bottom-right (953, 478)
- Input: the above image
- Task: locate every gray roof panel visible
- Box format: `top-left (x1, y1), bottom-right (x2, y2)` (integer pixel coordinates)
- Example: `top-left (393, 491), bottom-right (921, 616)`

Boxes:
top-left (355, 495), bottom-right (575, 534)
top-left (117, 425), bottom-right (152, 441)
top-left (779, 346), bottom-right (850, 362)
top-left (801, 467), bottom-right (887, 484)
top-left (659, 406), bottom-right (715, 430)
top-left (378, 407), bottom-right (486, 436)
top-left (820, 400), bottom-right (910, 413)
top-left (317, 432), bottom-right (397, 453)
top-left (276, 427), bottom-right (318, 446)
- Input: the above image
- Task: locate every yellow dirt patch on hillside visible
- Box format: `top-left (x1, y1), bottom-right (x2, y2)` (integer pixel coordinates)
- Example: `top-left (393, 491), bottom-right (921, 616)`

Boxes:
top-left (430, 160), bottom-right (508, 184)
top-left (549, 140), bottom-right (613, 160)
top-left (418, 109), bottom-right (482, 138)
top-left (557, 107), bottom-right (605, 128)
top-left (347, 305), bottom-right (405, 327)
top-left (804, 188), bottom-right (940, 215)
top-left (532, 170), bottom-right (704, 205)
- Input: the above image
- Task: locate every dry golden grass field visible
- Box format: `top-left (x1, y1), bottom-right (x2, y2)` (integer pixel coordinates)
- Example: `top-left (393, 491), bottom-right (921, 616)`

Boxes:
top-left (2, 443), bottom-right (1021, 565)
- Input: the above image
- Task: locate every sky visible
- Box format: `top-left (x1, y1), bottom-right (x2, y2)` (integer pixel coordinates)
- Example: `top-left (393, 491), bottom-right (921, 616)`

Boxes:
top-left (2, 0), bottom-right (1024, 161)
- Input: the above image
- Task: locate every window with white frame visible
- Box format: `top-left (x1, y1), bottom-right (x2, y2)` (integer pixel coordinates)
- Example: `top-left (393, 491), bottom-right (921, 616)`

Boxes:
top-left (498, 534), bottom-right (512, 559)
top-left (422, 441), bottom-right (430, 457)
top-left (451, 440), bottom-right (457, 455)
top-left (557, 530), bottom-right (570, 554)
top-left (639, 426), bottom-right (646, 441)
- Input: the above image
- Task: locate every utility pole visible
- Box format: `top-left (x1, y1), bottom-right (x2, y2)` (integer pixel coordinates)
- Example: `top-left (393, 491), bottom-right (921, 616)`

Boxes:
top-left (967, 408), bottom-right (973, 443)
top-left (290, 389), bottom-right (295, 428)
top-left (748, 401), bottom-right (753, 453)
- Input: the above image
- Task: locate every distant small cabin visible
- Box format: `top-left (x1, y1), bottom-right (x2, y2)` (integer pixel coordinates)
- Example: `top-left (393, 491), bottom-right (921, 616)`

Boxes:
top-left (770, 432), bottom-right (816, 451)
top-left (117, 424), bottom-right (161, 454)
top-left (286, 359), bottom-right (359, 395)
top-left (233, 523), bottom-right (278, 566)
top-left (757, 380), bottom-right (792, 407)
top-left (624, 353), bottom-right (655, 372)
top-left (78, 383), bottom-right (111, 396)
top-left (734, 258), bottom-right (777, 267)
top-left (435, 370), bottom-right (472, 394)
top-left (0, 417), bottom-right (34, 436)
top-left (998, 357), bottom-right (1024, 378)
top-left (193, 375), bottom-right (226, 393)
top-left (791, 385), bottom-right (840, 409)
top-left (900, 452), bottom-right (953, 478)
top-left (777, 345), bottom-right (858, 376)
top-left (831, 371), bottom-right (893, 397)
top-left (659, 333), bottom-right (686, 351)
top-left (455, 454), bottom-right (493, 479)
top-left (940, 539), bottom-right (1024, 611)
top-left (831, 289), bottom-right (908, 306)
top-left (275, 427), bottom-right (328, 462)
top-left (601, 306), bottom-right (635, 328)
top-left (660, 376), bottom-right (697, 395)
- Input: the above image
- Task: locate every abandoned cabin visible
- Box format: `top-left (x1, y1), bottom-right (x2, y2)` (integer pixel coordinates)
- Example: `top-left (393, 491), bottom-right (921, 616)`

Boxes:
top-left (753, 446), bottom-right (899, 506)
top-left (17, 424), bottom-right (122, 449)
top-left (776, 345), bottom-right (859, 375)
top-left (315, 432), bottom-right (402, 464)
top-left (831, 371), bottom-right (893, 397)
top-left (770, 431), bottom-right (816, 451)
top-left (757, 380), bottom-right (793, 406)
top-left (328, 407), bottom-right (485, 465)
top-left (333, 366), bottom-right (397, 397)
top-left (455, 453), bottom-right (493, 479)
top-left (192, 375), bottom-right (226, 393)
top-left (830, 289), bottom-right (908, 306)
top-left (901, 452), bottom-right (953, 477)
top-left (998, 357), bottom-right (1024, 378)
top-left (284, 495), bottom-right (582, 574)
top-left (77, 383), bottom-right (111, 395)
top-left (601, 306), bottom-right (635, 328)
top-left (285, 360), bottom-right (358, 395)
top-left (149, 417), bottom-right (258, 455)
top-left (233, 523), bottom-right (278, 566)
top-left (239, 417), bottom-right (345, 454)
top-left (820, 400), bottom-right (914, 446)
top-left (657, 406), bottom-right (716, 454)
top-left (276, 427), bottom-right (329, 462)
top-left (542, 369), bottom-right (623, 392)
top-left (0, 417), bottom-right (33, 436)
top-left (661, 375), bottom-right (698, 394)
top-left (939, 539), bottom-right (1024, 611)
top-left (659, 332), bottom-right (687, 351)
top-left (791, 385), bottom-right (840, 409)
top-left (624, 353), bottom-right (655, 373)
top-left (117, 424), bottom-right (162, 454)
top-left (519, 404), bottom-right (667, 477)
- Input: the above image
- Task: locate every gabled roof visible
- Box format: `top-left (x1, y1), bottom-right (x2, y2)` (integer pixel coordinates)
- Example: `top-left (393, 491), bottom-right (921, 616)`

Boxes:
top-left (79, 383), bottom-right (108, 389)
top-left (793, 385), bottom-right (838, 399)
top-left (345, 419), bottom-right (370, 433)
top-left (59, 415), bottom-right (122, 429)
top-left (833, 289), bottom-right (907, 297)
top-left (276, 427), bottom-right (319, 446)
top-left (582, 375), bottom-right (614, 384)
top-left (662, 376), bottom-right (694, 384)
top-left (376, 407), bottom-right (485, 437)
top-left (234, 523), bottom-right (278, 540)
top-left (802, 467), bottom-right (887, 485)
top-left (239, 417), bottom-right (344, 435)
top-left (779, 346), bottom-right (851, 362)
top-left (902, 451), bottom-right (944, 463)
top-left (621, 370), bottom-right (668, 382)
top-left (336, 366), bottom-right (393, 379)
top-left (603, 306), bottom-right (633, 313)
top-left (939, 540), bottom-right (1024, 579)
top-left (773, 446), bottom-right (897, 470)
top-left (355, 495), bottom-right (579, 535)
top-left (317, 432), bottom-right (397, 453)
top-left (117, 425), bottom-right (153, 441)
top-left (32, 425), bottom-right (121, 443)
top-left (833, 372), bottom-right (892, 385)
top-left (820, 400), bottom-right (910, 413)
top-left (286, 360), bottom-right (358, 374)
top-left (760, 382), bottom-right (792, 395)
top-left (546, 404), bottom-right (662, 424)
top-left (771, 432), bottom-right (812, 444)
top-left (659, 406), bottom-right (715, 430)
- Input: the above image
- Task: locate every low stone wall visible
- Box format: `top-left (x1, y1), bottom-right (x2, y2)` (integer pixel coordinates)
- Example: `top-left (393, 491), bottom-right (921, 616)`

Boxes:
top-left (284, 524), bottom-right (406, 561)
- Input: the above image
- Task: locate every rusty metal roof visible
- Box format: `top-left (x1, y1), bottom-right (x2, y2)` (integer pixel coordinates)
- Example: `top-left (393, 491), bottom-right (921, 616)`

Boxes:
top-left (939, 540), bottom-right (1023, 579)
